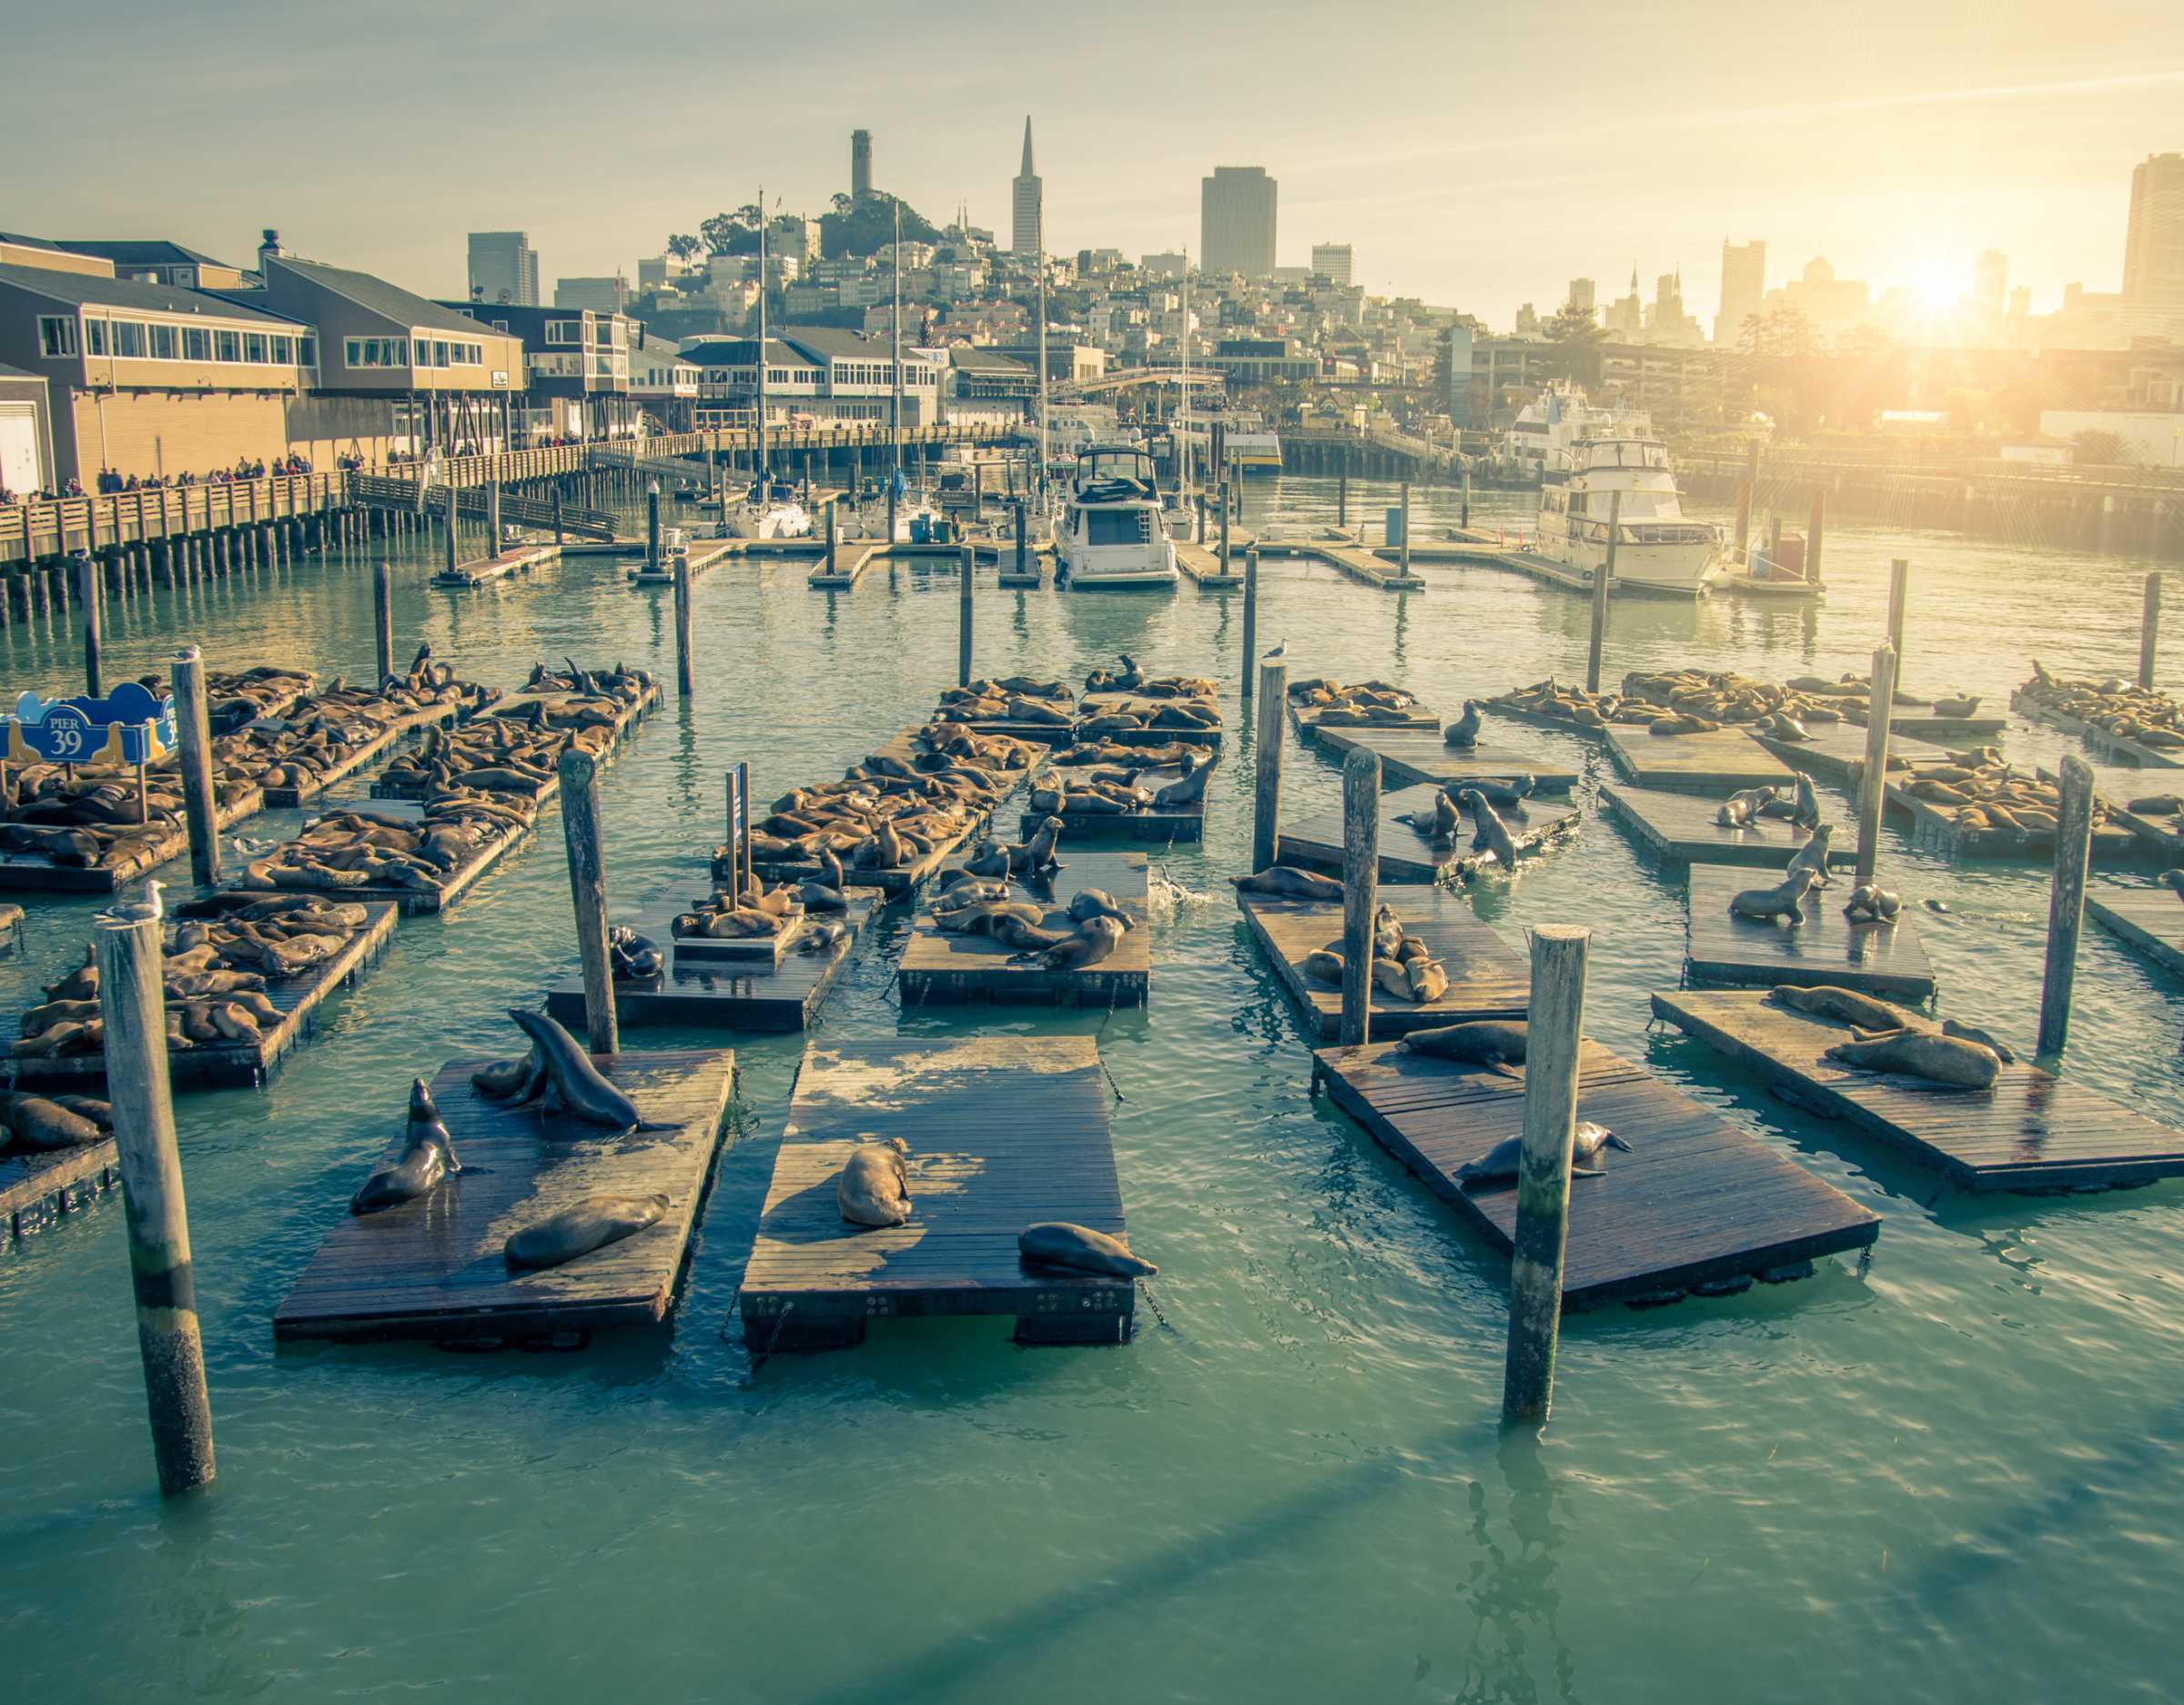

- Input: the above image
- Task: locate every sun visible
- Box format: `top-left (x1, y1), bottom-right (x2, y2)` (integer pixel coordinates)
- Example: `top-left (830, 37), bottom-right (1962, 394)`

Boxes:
top-left (1907, 261), bottom-right (1962, 314)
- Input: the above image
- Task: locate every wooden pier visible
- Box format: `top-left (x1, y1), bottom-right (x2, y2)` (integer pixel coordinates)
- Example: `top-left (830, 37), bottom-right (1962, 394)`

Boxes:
top-left (2, 1140), bottom-right (121, 1242)
top-left (232, 800), bottom-right (531, 914)
top-left (1311, 1038), bottom-right (1881, 1307)
top-left (1599, 782), bottom-right (1855, 869)
top-left (1174, 541), bottom-right (1242, 589)
top-left (1750, 720), bottom-right (1947, 789)
top-left (1077, 693), bottom-right (1225, 746)
top-left (260, 702), bottom-right (466, 810)
top-left (273, 1046), bottom-right (735, 1344)
top-left (2008, 685), bottom-right (2181, 768)
top-left (1305, 723), bottom-right (1580, 792)
top-left (1603, 723), bottom-right (1794, 792)
top-left (1279, 782), bottom-right (1580, 883)
top-left (2086, 885), bottom-right (2184, 979)
top-left (1652, 990), bottom-right (2184, 1191)
top-left (897, 850), bottom-right (1150, 1006)
top-left (737, 1037), bottom-right (1137, 1349)
top-left (1300, 543), bottom-right (1426, 593)
top-left (1022, 759), bottom-right (1211, 843)
top-left (1290, 702), bottom-right (1439, 741)
top-left (0, 782), bottom-right (266, 895)
top-left (1238, 882), bottom-right (1529, 1038)
top-left (630, 540), bottom-right (736, 585)
top-left (430, 541), bottom-right (561, 589)
top-left (1684, 864), bottom-right (1936, 1001)
top-left (5, 901), bottom-right (397, 1093)
top-left (1885, 775), bottom-right (2141, 863)
top-left (544, 892), bottom-right (880, 1033)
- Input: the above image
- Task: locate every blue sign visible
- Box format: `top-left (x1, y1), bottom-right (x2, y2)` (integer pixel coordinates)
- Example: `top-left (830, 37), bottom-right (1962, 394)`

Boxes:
top-left (7, 682), bottom-right (174, 767)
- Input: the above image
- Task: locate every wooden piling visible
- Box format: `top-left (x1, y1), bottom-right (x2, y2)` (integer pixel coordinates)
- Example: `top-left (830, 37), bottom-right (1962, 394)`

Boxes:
top-left (1338, 464), bottom-right (1348, 530)
top-left (372, 561), bottom-right (393, 684)
top-left (824, 498), bottom-right (837, 578)
top-left (673, 551), bottom-right (694, 698)
top-left (552, 484), bottom-right (564, 546)
top-left (647, 480), bottom-right (662, 573)
top-left (1340, 748), bottom-right (1380, 1046)
top-left (2038, 754), bottom-right (2096, 1056)
top-left (171, 645), bottom-right (221, 886)
top-left (1806, 487), bottom-right (1825, 583)
top-left (1242, 546), bottom-right (1259, 699)
top-left (1253, 661), bottom-right (1286, 872)
top-left (487, 479), bottom-right (502, 549)
top-left (442, 479), bottom-right (458, 580)
top-left (1501, 923), bottom-right (1590, 1428)
top-left (958, 542), bottom-right (974, 688)
top-left (1586, 490), bottom-right (1619, 694)
top-left (2140, 571), bottom-right (2161, 691)
top-left (1461, 459), bottom-right (1471, 530)
top-left (95, 909), bottom-right (216, 1494)
top-left (1854, 641), bottom-right (1896, 889)
top-left (1219, 483), bottom-right (1232, 579)
top-left (1886, 559), bottom-right (1908, 665)
top-left (1015, 499), bottom-right (1027, 580)
top-left (1399, 480), bottom-right (1411, 577)
top-left (77, 552), bottom-right (103, 698)
top-left (1765, 514), bottom-right (1783, 573)
top-left (1733, 439), bottom-right (1760, 565)
top-left (557, 746), bottom-right (620, 1056)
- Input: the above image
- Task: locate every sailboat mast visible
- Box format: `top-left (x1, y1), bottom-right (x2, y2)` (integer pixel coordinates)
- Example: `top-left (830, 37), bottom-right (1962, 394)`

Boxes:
top-left (890, 199), bottom-right (902, 482)
top-left (1180, 250), bottom-right (1191, 501)
top-left (755, 186), bottom-right (768, 488)
top-left (1037, 257), bottom-right (1048, 507)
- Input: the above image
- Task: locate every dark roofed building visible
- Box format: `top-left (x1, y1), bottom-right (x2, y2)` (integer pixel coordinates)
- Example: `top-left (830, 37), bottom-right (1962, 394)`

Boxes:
top-left (50, 239), bottom-right (245, 291)
top-left (683, 328), bottom-right (939, 429)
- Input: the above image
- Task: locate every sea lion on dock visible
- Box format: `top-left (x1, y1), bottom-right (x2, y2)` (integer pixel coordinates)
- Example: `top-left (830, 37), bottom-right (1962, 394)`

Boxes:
top-left (1019, 1221), bottom-right (1156, 1277)
top-left (1444, 700), bottom-right (1482, 748)
top-left (1067, 889), bottom-right (1135, 929)
top-left (1790, 773), bottom-right (1822, 831)
top-left (1842, 883), bottom-right (1901, 923)
top-left (1232, 866), bottom-right (1342, 901)
top-left (1456, 789), bottom-right (1522, 871)
top-left (837, 1137), bottom-right (913, 1226)
top-left (1727, 867), bottom-right (1823, 924)
top-left (1018, 913), bottom-right (1126, 972)
top-left (1151, 753), bottom-right (1215, 810)
top-left (349, 1079), bottom-right (461, 1214)
top-left (1758, 711), bottom-right (1810, 742)
top-left (1398, 790), bottom-right (1463, 840)
top-left (1767, 984), bottom-right (1907, 1031)
top-left (505, 1192), bottom-right (671, 1269)
top-left (1825, 1029), bottom-right (2000, 1089)
top-left (990, 913), bottom-right (1071, 952)
top-left (1717, 786), bottom-right (1777, 829)
top-left (1785, 823), bottom-right (1835, 890)
top-left (0, 1091), bottom-right (105, 1151)
top-left (1400, 1020), bottom-right (1527, 1076)
top-left (799, 918), bottom-right (851, 953)
top-left (1941, 1018), bottom-right (2016, 1064)
top-left (932, 900), bottom-right (1046, 936)
top-left (1649, 713), bottom-right (1718, 736)
top-left (794, 880), bottom-right (848, 913)
top-left (1301, 949), bottom-right (1344, 984)
top-left (609, 926), bottom-right (665, 982)
top-left (1456, 1120), bottom-right (1632, 1186)
top-left (503, 1008), bottom-right (669, 1131)
top-left (1929, 695), bottom-right (1981, 718)
top-left (1452, 775), bottom-right (1535, 814)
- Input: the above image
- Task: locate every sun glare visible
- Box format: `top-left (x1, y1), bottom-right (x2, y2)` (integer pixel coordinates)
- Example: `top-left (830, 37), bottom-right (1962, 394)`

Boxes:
top-left (1907, 261), bottom-right (1962, 314)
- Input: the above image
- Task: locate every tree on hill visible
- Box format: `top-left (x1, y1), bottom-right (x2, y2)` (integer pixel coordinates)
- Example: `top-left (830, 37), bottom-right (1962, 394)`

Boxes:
top-left (667, 233), bottom-right (702, 268)
top-left (822, 191), bottom-right (941, 260)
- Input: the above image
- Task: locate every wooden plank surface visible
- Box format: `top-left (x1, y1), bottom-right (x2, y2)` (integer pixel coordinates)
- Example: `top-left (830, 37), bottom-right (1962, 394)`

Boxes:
top-left (738, 1037), bottom-right (1134, 1343)
top-left (228, 800), bottom-right (531, 914)
top-left (1684, 864), bottom-right (1936, 1000)
top-left (1751, 720), bottom-right (1949, 787)
top-left (1238, 883), bottom-right (1529, 1038)
top-left (2009, 686), bottom-right (2183, 768)
top-left (1884, 775), bottom-right (2141, 863)
top-left (0, 782), bottom-right (266, 894)
top-left (1173, 541), bottom-right (1242, 588)
top-left (897, 850), bottom-right (1149, 1005)
top-left (1312, 1038), bottom-right (1880, 1307)
top-left (1603, 723), bottom-right (1794, 792)
top-left (543, 892), bottom-right (880, 1033)
top-left (1598, 782), bottom-right (1853, 869)
top-left (2, 1141), bottom-right (120, 1241)
top-left (2086, 885), bottom-right (2184, 979)
top-left (1307, 723), bottom-right (1580, 792)
top-left (1280, 782), bottom-right (1580, 883)
top-left (1019, 758), bottom-right (1213, 843)
top-left (1651, 989), bottom-right (2184, 1191)
top-left (274, 1047), bottom-right (734, 1342)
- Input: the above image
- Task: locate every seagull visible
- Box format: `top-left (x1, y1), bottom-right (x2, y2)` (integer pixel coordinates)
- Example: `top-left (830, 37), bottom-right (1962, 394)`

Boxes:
top-left (112, 878), bottom-right (164, 923)
top-left (1263, 639), bottom-right (1288, 662)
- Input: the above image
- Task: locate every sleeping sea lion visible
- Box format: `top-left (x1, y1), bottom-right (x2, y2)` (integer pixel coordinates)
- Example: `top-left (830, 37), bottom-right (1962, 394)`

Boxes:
top-left (1825, 1029), bottom-right (2000, 1089)
top-left (1020, 914), bottom-right (1126, 972)
top-left (1301, 948), bottom-right (1343, 985)
top-left (1767, 984), bottom-right (1908, 1031)
top-left (1456, 1120), bottom-right (1632, 1185)
top-left (1019, 1221), bottom-right (1156, 1277)
top-left (0, 1091), bottom-right (105, 1151)
top-left (505, 1193), bottom-right (671, 1269)
top-left (837, 1137), bottom-right (913, 1226)
top-left (1232, 866), bottom-right (1342, 901)
top-left (1400, 1020), bottom-right (1527, 1076)
top-left (1067, 889), bottom-right (1134, 929)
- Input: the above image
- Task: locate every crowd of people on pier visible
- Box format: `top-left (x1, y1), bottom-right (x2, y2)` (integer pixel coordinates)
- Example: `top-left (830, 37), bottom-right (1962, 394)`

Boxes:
top-left (1, 454), bottom-right (321, 507)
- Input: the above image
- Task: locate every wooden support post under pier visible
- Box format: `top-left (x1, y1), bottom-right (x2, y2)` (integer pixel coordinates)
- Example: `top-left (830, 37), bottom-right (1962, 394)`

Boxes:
top-left (958, 543), bottom-right (974, 688)
top-left (76, 552), bottom-right (102, 698)
top-left (558, 746), bottom-right (620, 1056)
top-left (1340, 748), bottom-right (1380, 1047)
top-left (1586, 490), bottom-right (1618, 695)
top-left (373, 561), bottom-right (393, 685)
top-left (442, 480), bottom-right (458, 580)
top-left (2038, 754), bottom-right (2096, 1057)
top-left (1253, 661), bottom-right (1286, 873)
top-left (1242, 546), bottom-right (1259, 700)
top-left (673, 552), bottom-right (694, 699)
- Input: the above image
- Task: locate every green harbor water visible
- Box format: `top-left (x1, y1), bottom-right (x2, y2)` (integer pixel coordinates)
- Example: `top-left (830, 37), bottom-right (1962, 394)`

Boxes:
top-left (2, 477), bottom-right (2179, 1704)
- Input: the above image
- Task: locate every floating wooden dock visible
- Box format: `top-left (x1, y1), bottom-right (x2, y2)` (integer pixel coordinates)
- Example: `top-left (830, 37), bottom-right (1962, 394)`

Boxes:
top-left (1311, 1038), bottom-right (1880, 1307)
top-left (1174, 540), bottom-right (1242, 589)
top-left (1279, 782), bottom-right (1579, 883)
top-left (898, 850), bottom-right (1149, 1006)
top-left (1750, 720), bottom-right (1948, 788)
top-left (1885, 775), bottom-right (2140, 863)
top-left (1652, 989), bottom-right (2184, 1191)
top-left (1603, 723), bottom-right (1794, 792)
top-left (1684, 864), bottom-right (1935, 1001)
top-left (1598, 782), bottom-right (1853, 870)
top-left (231, 800), bottom-right (531, 914)
top-left (430, 541), bottom-right (561, 588)
top-left (1299, 543), bottom-right (1425, 592)
top-left (1077, 693), bottom-right (1224, 746)
top-left (544, 892), bottom-right (880, 1033)
top-left (2008, 686), bottom-right (2181, 768)
top-left (629, 540), bottom-right (736, 585)
top-left (260, 701), bottom-right (466, 809)
top-left (0, 782), bottom-right (266, 895)
top-left (273, 1046), bottom-right (735, 1344)
top-left (1021, 759), bottom-right (1210, 843)
top-left (2, 1141), bottom-right (120, 1242)
top-left (1238, 882), bottom-right (1529, 1038)
top-left (1305, 722), bottom-right (1580, 792)
top-left (738, 1037), bottom-right (1136, 1349)
top-left (1289, 702), bottom-right (1439, 741)
top-left (2086, 885), bottom-right (2184, 979)
top-left (5, 901), bottom-right (398, 1093)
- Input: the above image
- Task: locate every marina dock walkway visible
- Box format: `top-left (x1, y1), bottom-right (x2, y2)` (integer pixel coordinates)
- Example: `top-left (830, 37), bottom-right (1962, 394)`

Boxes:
top-left (1279, 782), bottom-right (1580, 883)
top-left (898, 850), bottom-right (1149, 1005)
top-left (1684, 865), bottom-right (1936, 1001)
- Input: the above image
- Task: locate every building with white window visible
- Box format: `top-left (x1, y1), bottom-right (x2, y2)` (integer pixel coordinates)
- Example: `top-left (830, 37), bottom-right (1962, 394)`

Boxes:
top-left (1309, 243), bottom-right (1353, 286)
top-left (441, 302), bottom-right (636, 441)
top-left (683, 328), bottom-right (940, 429)
top-left (628, 335), bottom-right (701, 432)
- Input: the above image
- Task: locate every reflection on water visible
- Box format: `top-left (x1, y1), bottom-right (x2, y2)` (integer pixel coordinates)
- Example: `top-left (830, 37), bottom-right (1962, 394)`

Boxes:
top-left (1, 479), bottom-right (2180, 1703)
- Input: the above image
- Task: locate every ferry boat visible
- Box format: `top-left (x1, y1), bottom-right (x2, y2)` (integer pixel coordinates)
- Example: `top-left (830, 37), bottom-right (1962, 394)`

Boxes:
top-left (1500, 383), bottom-right (1653, 483)
top-left (1057, 445), bottom-right (1178, 590)
top-left (1227, 430), bottom-right (1284, 477)
top-left (1535, 437), bottom-right (1723, 596)
top-left (722, 480), bottom-right (813, 540)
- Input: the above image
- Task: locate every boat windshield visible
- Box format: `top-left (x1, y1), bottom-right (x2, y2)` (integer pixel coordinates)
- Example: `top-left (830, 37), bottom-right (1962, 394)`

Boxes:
top-left (1582, 440), bottom-right (1670, 471)
top-left (1076, 448), bottom-right (1157, 500)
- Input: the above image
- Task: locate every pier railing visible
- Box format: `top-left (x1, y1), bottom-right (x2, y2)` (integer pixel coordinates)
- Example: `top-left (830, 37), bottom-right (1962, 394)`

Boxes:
top-left (0, 475), bottom-right (345, 565)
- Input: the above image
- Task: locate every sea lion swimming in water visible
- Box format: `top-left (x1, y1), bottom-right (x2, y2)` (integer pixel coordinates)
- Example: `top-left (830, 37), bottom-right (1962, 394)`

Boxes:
top-left (1232, 866), bottom-right (1342, 901)
top-left (1456, 1120), bottom-right (1632, 1185)
top-left (1019, 1221), bottom-right (1157, 1277)
top-left (837, 1137), bottom-right (913, 1226)
top-left (505, 1192), bottom-right (670, 1269)
top-left (1400, 1020), bottom-right (1527, 1076)
top-left (498, 1009), bottom-right (671, 1132)
top-left (349, 1079), bottom-right (461, 1214)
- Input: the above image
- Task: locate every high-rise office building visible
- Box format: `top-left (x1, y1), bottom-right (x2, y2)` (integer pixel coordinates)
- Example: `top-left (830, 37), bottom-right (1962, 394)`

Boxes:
top-left (1714, 238), bottom-right (1765, 345)
top-left (468, 231), bottom-right (538, 307)
top-left (554, 276), bottom-right (626, 313)
top-left (1201, 166), bottom-right (1277, 277)
top-left (851, 129), bottom-right (874, 201)
top-left (1973, 248), bottom-right (2007, 313)
top-left (1011, 117), bottom-right (1043, 259)
top-left (2123, 153), bottom-right (2184, 307)
top-left (1566, 277), bottom-right (1596, 314)
top-left (1310, 242), bottom-right (1354, 286)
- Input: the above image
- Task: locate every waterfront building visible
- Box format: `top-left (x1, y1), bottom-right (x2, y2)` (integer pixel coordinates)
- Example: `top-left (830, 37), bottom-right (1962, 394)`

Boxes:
top-left (945, 346), bottom-right (1036, 424)
top-left (1714, 239), bottom-right (1764, 346)
top-left (628, 334), bottom-right (701, 433)
top-left (851, 128), bottom-right (874, 201)
top-left (0, 359), bottom-right (56, 494)
top-left (1311, 243), bottom-right (1354, 287)
top-left (440, 302), bottom-right (634, 443)
top-left (1201, 166), bottom-right (1277, 277)
top-left (1206, 337), bottom-right (1312, 384)
top-left (554, 276), bottom-right (628, 314)
top-left (1012, 117), bottom-right (1043, 260)
top-left (2124, 152), bottom-right (2184, 308)
top-left (684, 328), bottom-right (939, 429)
top-left (467, 232), bottom-right (539, 307)
top-left (49, 239), bottom-right (245, 292)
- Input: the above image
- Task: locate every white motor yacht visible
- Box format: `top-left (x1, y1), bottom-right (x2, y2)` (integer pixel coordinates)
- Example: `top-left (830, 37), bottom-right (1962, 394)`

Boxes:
top-left (1534, 437), bottom-right (1722, 595)
top-left (1057, 445), bottom-right (1178, 590)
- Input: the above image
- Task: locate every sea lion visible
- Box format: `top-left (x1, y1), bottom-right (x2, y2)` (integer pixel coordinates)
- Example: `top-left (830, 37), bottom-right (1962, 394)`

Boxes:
top-left (1717, 785), bottom-right (1777, 828)
top-left (1785, 823), bottom-right (1835, 890)
top-left (504, 1008), bottom-right (669, 1131)
top-left (1021, 913), bottom-right (1126, 971)
top-left (349, 1079), bottom-right (461, 1214)
top-left (1301, 948), bottom-right (1344, 985)
top-left (1790, 772), bottom-right (1822, 831)
top-left (1759, 712), bottom-right (1810, 742)
top-left (837, 1137), bottom-right (913, 1226)
top-left (1018, 1221), bottom-right (1156, 1277)
top-left (990, 913), bottom-right (1071, 953)
top-left (1151, 754), bottom-right (1215, 810)
top-left (1397, 790), bottom-right (1463, 840)
top-left (472, 1056), bottom-right (531, 1096)
top-left (1403, 956), bottom-right (1449, 1004)
top-left (1452, 775), bottom-right (1535, 813)
top-left (1930, 695), bottom-right (1981, 718)
top-left (1727, 867), bottom-right (1823, 924)
top-left (794, 881), bottom-right (848, 913)
top-left (1767, 984), bottom-right (1907, 1031)
top-left (505, 1192), bottom-right (671, 1268)
top-left (937, 873), bottom-right (1012, 903)
top-left (1457, 789), bottom-right (1522, 870)
top-left (1941, 1018), bottom-right (2017, 1064)
top-left (1456, 1120), bottom-right (1632, 1185)
top-left (608, 925), bottom-right (665, 982)
top-left (0, 1091), bottom-right (105, 1151)
top-left (1444, 700), bottom-right (1482, 748)
top-left (1825, 1029), bottom-right (2000, 1089)
top-left (47, 1094), bottom-right (113, 1129)
top-left (1842, 883), bottom-right (1901, 923)
top-left (1400, 1020), bottom-right (1527, 1076)
top-left (1232, 866), bottom-right (1343, 901)
top-left (798, 918), bottom-right (851, 953)
top-left (1067, 889), bottom-right (1135, 929)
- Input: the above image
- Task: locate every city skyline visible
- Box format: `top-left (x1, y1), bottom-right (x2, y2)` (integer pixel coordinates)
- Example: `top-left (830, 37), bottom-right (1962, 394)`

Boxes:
top-left (5, 1), bottom-right (2180, 327)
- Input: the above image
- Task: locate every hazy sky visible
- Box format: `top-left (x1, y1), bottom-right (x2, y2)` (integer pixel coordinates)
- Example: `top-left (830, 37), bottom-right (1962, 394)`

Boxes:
top-left (7, 1), bottom-right (2182, 328)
